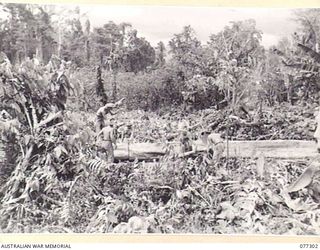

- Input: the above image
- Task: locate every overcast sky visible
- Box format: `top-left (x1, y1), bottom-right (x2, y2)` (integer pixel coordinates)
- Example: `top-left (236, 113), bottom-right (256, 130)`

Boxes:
top-left (80, 5), bottom-right (299, 48)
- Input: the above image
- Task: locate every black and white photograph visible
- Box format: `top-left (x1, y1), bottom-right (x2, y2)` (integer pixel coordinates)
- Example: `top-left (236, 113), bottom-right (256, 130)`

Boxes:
top-left (0, 2), bottom-right (320, 235)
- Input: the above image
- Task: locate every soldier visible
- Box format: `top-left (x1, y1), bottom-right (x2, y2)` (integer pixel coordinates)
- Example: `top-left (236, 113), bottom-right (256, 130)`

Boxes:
top-left (177, 115), bottom-right (200, 154)
top-left (181, 91), bottom-right (196, 113)
top-left (96, 120), bottom-right (117, 163)
top-left (96, 98), bottom-right (125, 133)
top-left (179, 130), bottom-right (193, 154)
top-left (200, 130), bottom-right (225, 163)
top-left (207, 132), bottom-right (225, 162)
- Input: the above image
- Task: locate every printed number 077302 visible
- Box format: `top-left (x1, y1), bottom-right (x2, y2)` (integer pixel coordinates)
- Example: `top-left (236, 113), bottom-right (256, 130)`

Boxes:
top-left (300, 244), bottom-right (318, 248)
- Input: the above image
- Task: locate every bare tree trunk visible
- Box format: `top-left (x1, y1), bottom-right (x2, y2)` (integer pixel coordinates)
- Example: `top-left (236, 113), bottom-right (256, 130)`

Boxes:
top-left (112, 70), bottom-right (117, 102)
top-left (96, 66), bottom-right (108, 105)
top-left (232, 84), bottom-right (236, 112)
top-left (85, 40), bottom-right (90, 63)
top-left (286, 75), bottom-right (293, 105)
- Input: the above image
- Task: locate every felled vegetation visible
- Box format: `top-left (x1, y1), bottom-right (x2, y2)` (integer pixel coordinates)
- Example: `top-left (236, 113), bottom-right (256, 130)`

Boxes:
top-left (1, 4), bottom-right (320, 235)
top-left (0, 53), bottom-right (320, 234)
top-left (1, 146), bottom-right (320, 234)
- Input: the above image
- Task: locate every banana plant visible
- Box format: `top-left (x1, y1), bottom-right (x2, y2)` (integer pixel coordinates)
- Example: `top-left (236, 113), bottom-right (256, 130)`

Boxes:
top-left (0, 52), bottom-right (72, 215)
top-left (272, 42), bottom-right (320, 103)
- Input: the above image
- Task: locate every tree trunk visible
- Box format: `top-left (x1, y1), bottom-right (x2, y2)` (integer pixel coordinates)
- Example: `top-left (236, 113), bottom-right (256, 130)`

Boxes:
top-left (112, 70), bottom-right (117, 102)
top-left (96, 66), bottom-right (108, 105)
top-left (285, 74), bottom-right (294, 105)
top-left (113, 140), bottom-right (318, 161)
top-left (85, 40), bottom-right (90, 63)
top-left (232, 84), bottom-right (236, 112)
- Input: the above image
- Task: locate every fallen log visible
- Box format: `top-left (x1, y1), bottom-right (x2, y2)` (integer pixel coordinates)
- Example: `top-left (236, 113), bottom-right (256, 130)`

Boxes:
top-left (113, 140), bottom-right (319, 161)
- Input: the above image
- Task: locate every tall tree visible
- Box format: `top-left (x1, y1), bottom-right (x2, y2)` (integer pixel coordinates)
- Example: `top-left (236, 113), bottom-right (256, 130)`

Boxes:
top-left (32, 6), bottom-right (55, 63)
top-left (91, 21), bottom-right (123, 66)
top-left (0, 4), bottom-right (55, 64)
top-left (208, 19), bottom-right (265, 110)
top-left (169, 25), bottom-right (202, 79)
top-left (154, 41), bottom-right (166, 68)
top-left (91, 21), bottom-right (124, 101)
top-left (0, 4), bottom-right (35, 64)
top-left (84, 19), bottom-right (91, 63)
top-left (123, 29), bottom-right (155, 73)
top-left (92, 22), bottom-right (155, 100)
top-left (49, 5), bottom-right (86, 63)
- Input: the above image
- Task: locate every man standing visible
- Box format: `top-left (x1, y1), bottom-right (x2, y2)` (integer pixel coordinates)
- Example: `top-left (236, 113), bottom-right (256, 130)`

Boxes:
top-left (181, 91), bottom-right (196, 113)
top-left (96, 98), bottom-right (125, 133)
top-left (96, 120), bottom-right (117, 163)
top-left (200, 130), bottom-right (225, 163)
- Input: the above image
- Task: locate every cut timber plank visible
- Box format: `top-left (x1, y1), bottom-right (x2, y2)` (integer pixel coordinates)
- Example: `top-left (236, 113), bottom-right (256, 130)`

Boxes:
top-left (113, 140), bottom-right (319, 161)
top-left (222, 140), bottom-right (317, 158)
top-left (115, 142), bottom-right (166, 161)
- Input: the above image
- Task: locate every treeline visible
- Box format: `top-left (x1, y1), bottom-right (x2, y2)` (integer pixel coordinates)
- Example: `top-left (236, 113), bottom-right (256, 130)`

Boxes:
top-left (0, 4), bottom-right (155, 70)
top-left (1, 4), bottom-right (320, 111)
